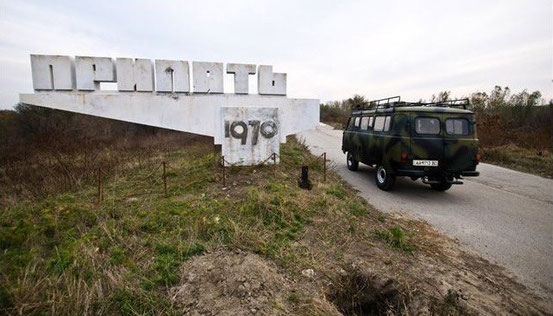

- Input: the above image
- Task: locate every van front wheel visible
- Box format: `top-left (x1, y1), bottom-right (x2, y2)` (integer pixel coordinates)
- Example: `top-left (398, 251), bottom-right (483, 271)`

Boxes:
top-left (375, 165), bottom-right (395, 191)
top-left (346, 152), bottom-right (359, 171)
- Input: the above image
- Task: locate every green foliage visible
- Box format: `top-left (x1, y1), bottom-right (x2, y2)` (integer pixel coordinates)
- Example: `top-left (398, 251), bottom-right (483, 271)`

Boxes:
top-left (287, 291), bottom-right (300, 304)
top-left (325, 185), bottom-right (345, 199)
top-left (319, 94), bottom-right (369, 128)
top-left (349, 202), bottom-right (367, 216)
top-left (374, 225), bottom-right (414, 253)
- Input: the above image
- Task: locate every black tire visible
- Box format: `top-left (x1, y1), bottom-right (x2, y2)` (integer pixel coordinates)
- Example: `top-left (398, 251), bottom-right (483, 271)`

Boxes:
top-left (375, 165), bottom-right (395, 191)
top-left (346, 151), bottom-right (359, 171)
top-left (430, 181), bottom-right (452, 191)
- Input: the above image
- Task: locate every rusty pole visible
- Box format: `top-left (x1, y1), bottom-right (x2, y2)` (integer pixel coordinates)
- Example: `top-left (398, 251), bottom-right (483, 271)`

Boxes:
top-left (323, 152), bottom-right (327, 182)
top-left (272, 153), bottom-right (277, 175)
top-left (97, 167), bottom-right (103, 204)
top-left (162, 161), bottom-right (167, 197)
top-left (221, 156), bottom-right (226, 187)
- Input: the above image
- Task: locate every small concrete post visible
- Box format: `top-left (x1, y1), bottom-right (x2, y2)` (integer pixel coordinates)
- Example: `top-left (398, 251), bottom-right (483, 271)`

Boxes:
top-left (298, 166), bottom-right (313, 190)
top-left (272, 153), bottom-right (277, 175)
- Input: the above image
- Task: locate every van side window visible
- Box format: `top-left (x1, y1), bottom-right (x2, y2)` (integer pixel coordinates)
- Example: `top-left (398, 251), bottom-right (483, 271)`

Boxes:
top-left (368, 116), bottom-right (374, 129)
top-left (415, 117), bottom-right (440, 134)
top-left (446, 118), bottom-right (469, 135)
top-left (360, 117), bottom-right (369, 130)
top-left (354, 117), bottom-right (361, 128)
top-left (383, 116), bottom-right (392, 132)
top-left (347, 118), bottom-right (355, 130)
top-left (374, 116), bottom-right (385, 131)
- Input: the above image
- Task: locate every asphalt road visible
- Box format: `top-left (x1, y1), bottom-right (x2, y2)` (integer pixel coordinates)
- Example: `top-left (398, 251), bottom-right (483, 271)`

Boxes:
top-left (298, 123), bottom-right (553, 303)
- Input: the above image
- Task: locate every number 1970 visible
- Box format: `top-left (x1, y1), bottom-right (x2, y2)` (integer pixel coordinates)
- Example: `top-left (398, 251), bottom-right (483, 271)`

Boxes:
top-left (224, 120), bottom-right (278, 145)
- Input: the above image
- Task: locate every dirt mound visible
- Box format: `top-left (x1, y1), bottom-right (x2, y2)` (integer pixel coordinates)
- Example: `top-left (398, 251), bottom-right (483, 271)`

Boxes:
top-left (170, 249), bottom-right (294, 315)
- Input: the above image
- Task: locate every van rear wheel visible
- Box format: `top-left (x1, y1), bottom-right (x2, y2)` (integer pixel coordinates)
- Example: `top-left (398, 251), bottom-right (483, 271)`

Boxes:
top-left (375, 165), bottom-right (395, 191)
top-left (346, 152), bottom-right (359, 171)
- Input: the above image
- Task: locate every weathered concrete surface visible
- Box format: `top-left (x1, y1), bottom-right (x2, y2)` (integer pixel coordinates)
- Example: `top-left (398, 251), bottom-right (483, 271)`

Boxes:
top-left (31, 55), bottom-right (75, 90)
top-left (192, 62), bottom-right (224, 94)
top-left (222, 107), bottom-right (280, 165)
top-left (116, 58), bottom-right (154, 91)
top-left (155, 60), bottom-right (190, 93)
top-left (23, 54), bottom-right (318, 165)
top-left (297, 123), bottom-right (553, 307)
top-left (258, 65), bottom-right (286, 95)
top-left (75, 56), bottom-right (115, 91)
top-left (19, 91), bottom-right (318, 146)
top-left (226, 63), bottom-right (256, 94)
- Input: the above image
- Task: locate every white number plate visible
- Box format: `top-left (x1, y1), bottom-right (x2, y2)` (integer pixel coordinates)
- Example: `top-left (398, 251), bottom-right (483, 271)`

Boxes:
top-left (413, 160), bottom-right (439, 167)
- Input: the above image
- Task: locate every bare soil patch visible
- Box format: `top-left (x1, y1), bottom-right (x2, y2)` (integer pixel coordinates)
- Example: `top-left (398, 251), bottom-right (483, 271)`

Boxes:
top-left (170, 249), bottom-right (340, 315)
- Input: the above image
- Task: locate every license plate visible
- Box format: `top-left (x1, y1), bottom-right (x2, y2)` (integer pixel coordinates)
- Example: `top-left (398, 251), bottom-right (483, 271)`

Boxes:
top-left (413, 160), bottom-right (439, 167)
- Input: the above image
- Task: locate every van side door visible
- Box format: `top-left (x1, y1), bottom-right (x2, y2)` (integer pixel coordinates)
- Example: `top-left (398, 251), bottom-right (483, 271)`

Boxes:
top-left (359, 116), bottom-right (371, 164)
top-left (342, 117), bottom-right (353, 152)
top-left (343, 116), bottom-right (361, 158)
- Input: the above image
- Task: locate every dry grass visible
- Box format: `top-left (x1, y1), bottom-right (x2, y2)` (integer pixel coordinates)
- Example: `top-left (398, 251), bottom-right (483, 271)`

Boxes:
top-left (1, 138), bottom-right (548, 315)
top-left (481, 145), bottom-right (553, 178)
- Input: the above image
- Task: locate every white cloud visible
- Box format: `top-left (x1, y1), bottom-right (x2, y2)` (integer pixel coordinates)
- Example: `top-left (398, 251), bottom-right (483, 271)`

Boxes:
top-left (0, 0), bottom-right (551, 109)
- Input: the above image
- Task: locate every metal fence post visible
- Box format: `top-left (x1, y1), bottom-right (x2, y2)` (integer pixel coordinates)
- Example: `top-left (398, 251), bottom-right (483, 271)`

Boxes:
top-left (162, 161), bottom-right (168, 197)
top-left (221, 156), bottom-right (226, 187)
top-left (97, 167), bottom-right (103, 204)
top-left (323, 152), bottom-right (327, 182)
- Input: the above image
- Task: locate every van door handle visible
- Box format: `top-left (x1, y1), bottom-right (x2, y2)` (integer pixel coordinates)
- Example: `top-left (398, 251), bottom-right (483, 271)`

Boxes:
top-left (444, 139), bottom-right (456, 144)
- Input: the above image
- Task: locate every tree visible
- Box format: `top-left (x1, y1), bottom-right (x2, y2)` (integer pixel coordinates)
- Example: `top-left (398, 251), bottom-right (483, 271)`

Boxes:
top-left (431, 91), bottom-right (451, 102)
top-left (345, 94), bottom-right (369, 109)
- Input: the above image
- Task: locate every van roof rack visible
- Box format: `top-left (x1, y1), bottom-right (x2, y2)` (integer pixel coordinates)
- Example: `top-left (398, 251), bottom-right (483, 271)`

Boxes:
top-left (429, 98), bottom-right (469, 109)
top-left (353, 96), bottom-right (470, 112)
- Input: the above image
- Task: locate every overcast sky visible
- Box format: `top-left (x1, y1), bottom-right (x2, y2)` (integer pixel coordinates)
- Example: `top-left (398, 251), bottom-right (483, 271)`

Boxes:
top-left (0, 0), bottom-right (551, 109)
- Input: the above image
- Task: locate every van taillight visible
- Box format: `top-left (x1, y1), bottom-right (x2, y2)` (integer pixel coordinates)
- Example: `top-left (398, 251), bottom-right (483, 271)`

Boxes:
top-left (401, 152), bottom-right (408, 163)
top-left (475, 153), bottom-right (481, 163)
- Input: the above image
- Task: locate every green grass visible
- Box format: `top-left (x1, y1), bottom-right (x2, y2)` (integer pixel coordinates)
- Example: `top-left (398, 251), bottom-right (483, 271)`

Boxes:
top-left (0, 137), bottom-right (374, 315)
top-left (373, 225), bottom-right (415, 254)
top-left (0, 136), bottom-right (416, 315)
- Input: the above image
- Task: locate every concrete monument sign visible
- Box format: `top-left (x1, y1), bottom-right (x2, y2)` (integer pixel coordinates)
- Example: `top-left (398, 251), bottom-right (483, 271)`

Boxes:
top-left (19, 55), bottom-right (319, 165)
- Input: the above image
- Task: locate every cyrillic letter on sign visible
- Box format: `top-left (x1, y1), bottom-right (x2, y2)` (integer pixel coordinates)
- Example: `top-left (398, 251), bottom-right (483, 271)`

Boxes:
top-left (75, 56), bottom-right (115, 91)
top-left (155, 60), bottom-right (190, 93)
top-left (192, 62), bottom-right (223, 93)
top-left (116, 58), bottom-right (154, 92)
top-left (30, 55), bottom-right (75, 90)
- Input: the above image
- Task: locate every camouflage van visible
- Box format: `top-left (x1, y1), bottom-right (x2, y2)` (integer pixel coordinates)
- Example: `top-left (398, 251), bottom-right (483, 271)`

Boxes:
top-left (342, 96), bottom-right (480, 191)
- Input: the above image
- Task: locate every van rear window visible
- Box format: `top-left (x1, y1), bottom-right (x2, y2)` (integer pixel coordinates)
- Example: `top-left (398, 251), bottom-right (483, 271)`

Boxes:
top-left (415, 117), bottom-right (440, 134)
top-left (446, 118), bottom-right (469, 135)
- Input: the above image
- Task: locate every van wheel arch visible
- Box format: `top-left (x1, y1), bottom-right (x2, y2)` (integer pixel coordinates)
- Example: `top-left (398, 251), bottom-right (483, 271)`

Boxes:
top-left (346, 151), bottom-right (359, 171)
top-left (375, 165), bottom-right (395, 191)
